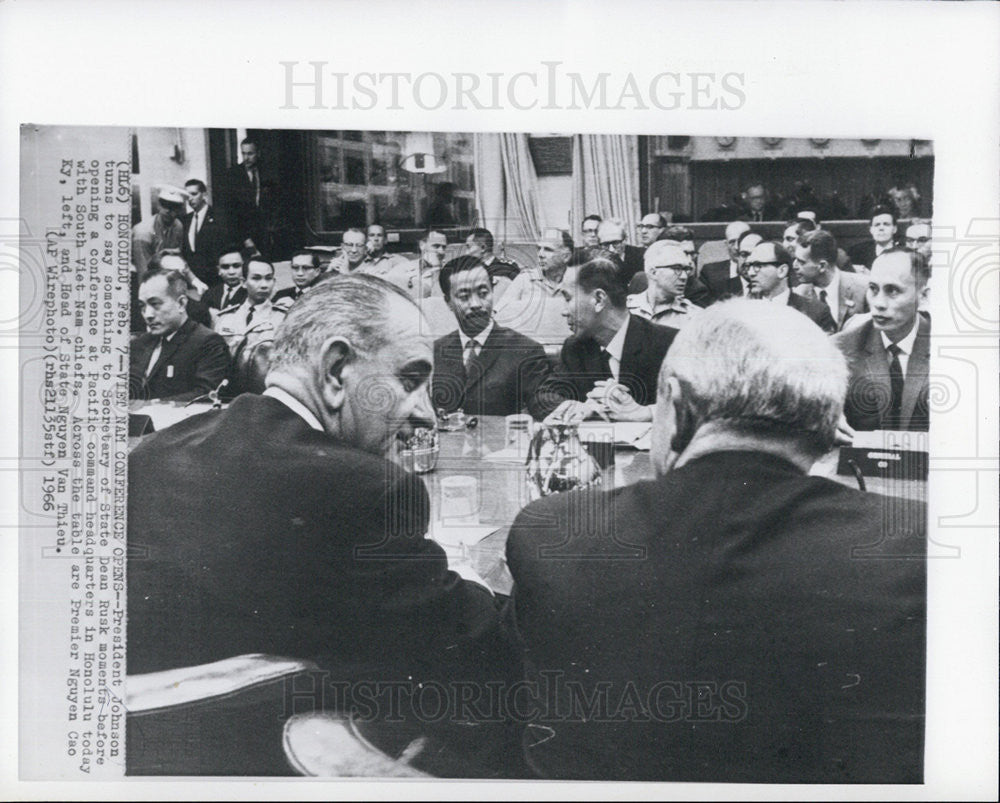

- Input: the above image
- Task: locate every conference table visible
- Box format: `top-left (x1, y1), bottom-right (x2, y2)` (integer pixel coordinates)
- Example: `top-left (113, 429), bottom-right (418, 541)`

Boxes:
top-left (417, 416), bottom-right (926, 596)
top-left (129, 403), bottom-right (926, 597)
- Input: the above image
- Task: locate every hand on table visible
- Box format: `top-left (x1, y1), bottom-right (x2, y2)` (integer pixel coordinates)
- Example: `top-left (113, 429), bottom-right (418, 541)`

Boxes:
top-left (586, 381), bottom-right (653, 422)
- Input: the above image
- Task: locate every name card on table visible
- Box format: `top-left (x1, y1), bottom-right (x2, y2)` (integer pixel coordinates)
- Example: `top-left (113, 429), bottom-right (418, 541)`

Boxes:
top-left (838, 430), bottom-right (929, 481)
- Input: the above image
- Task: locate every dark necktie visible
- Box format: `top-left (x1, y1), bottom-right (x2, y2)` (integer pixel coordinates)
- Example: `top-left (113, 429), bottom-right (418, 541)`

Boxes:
top-left (819, 288), bottom-right (828, 305)
top-left (599, 348), bottom-right (612, 380)
top-left (221, 288), bottom-right (233, 308)
top-left (246, 306), bottom-right (256, 326)
top-left (250, 169), bottom-right (260, 206)
top-left (886, 343), bottom-right (904, 428)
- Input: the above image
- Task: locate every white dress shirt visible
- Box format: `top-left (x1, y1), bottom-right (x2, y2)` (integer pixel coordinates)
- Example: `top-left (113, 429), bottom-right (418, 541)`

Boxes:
top-left (458, 320), bottom-right (494, 366)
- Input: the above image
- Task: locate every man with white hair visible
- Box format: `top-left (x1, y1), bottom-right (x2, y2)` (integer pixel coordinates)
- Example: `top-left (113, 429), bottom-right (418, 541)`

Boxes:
top-left (505, 299), bottom-right (927, 782)
top-left (129, 274), bottom-right (512, 684)
top-left (132, 186), bottom-right (187, 278)
top-left (626, 240), bottom-right (702, 329)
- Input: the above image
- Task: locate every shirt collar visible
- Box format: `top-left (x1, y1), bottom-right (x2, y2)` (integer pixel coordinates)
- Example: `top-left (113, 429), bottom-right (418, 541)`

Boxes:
top-left (458, 319), bottom-right (494, 350)
top-left (770, 287), bottom-right (791, 306)
top-left (881, 317), bottom-right (920, 356)
top-left (604, 316), bottom-right (630, 364)
top-left (824, 269), bottom-right (840, 299)
top-left (263, 387), bottom-right (325, 432)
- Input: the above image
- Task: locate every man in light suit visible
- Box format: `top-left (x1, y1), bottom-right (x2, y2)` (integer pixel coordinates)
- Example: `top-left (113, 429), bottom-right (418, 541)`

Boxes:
top-left (432, 256), bottom-right (555, 419)
top-left (834, 248), bottom-right (930, 431)
top-left (506, 299), bottom-right (926, 781)
top-left (129, 269), bottom-right (230, 402)
top-left (793, 229), bottom-right (869, 331)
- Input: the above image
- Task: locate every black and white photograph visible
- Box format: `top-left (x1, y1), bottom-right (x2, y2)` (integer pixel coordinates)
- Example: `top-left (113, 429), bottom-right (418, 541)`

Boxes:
top-left (4, 1), bottom-right (998, 799)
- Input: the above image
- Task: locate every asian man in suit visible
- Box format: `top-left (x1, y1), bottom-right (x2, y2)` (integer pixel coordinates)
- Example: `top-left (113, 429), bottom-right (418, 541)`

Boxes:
top-left (129, 268), bottom-right (230, 402)
top-left (834, 248), bottom-right (930, 431)
top-left (545, 255), bottom-right (677, 422)
top-left (432, 256), bottom-right (555, 419)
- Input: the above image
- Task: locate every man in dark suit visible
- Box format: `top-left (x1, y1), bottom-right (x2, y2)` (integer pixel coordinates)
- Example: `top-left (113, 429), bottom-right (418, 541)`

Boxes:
top-left (506, 299), bottom-right (926, 782)
top-left (793, 229), bottom-right (869, 331)
top-left (742, 181), bottom-right (780, 222)
top-left (129, 274), bottom-right (515, 689)
top-left (745, 241), bottom-right (837, 333)
top-left (834, 249), bottom-right (930, 431)
top-left (596, 219), bottom-right (644, 285)
top-left (848, 205), bottom-right (899, 270)
top-left (545, 255), bottom-right (676, 422)
top-left (181, 179), bottom-right (228, 286)
top-left (201, 246), bottom-right (248, 311)
top-left (221, 137), bottom-right (269, 258)
top-left (129, 269), bottom-right (230, 402)
top-left (432, 256), bottom-right (555, 419)
top-left (699, 222), bottom-right (754, 303)
top-left (273, 250), bottom-right (325, 305)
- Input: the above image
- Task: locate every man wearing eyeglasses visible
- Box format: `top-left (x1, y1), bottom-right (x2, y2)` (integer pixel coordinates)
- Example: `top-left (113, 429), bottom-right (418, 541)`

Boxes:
top-left (904, 220), bottom-right (932, 261)
top-left (635, 213), bottom-right (666, 248)
top-left (580, 215), bottom-right (602, 249)
top-left (699, 220), bottom-right (751, 303)
top-left (596, 219), bottom-right (644, 284)
top-left (627, 241), bottom-right (702, 329)
top-left (744, 241), bottom-right (837, 333)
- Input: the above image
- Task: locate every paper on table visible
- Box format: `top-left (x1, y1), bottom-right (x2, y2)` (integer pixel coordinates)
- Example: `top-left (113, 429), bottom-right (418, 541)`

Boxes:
top-left (428, 520), bottom-right (499, 548)
top-left (851, 430), bottom-right (928, 451)
top-left (579, 421), bottom-right (652, 451)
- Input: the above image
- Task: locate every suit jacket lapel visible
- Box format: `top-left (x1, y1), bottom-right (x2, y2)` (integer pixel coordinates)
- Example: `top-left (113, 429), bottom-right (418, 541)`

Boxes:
top-left (437, 331), bottom-right (467, 404)
top-left (861, 322), bottom-right (891, 424)
top-left (900, 316), bottom-right (930, 427)
top-left (838, 275), bottom-right (863, 327)
top-left (619, 316), bottom-right (644, 380)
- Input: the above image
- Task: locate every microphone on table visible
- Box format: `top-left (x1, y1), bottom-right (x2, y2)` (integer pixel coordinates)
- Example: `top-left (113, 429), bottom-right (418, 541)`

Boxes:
top-left (184, 379), bottom-right (229, 409)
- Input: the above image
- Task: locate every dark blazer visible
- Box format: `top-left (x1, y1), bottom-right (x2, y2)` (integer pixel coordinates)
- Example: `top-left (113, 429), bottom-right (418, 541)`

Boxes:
top-left (128, 393), bottom-right (514, 684)
top-left (699, 259), bottom-right (744, 303)
top-left (787, 290), bottom-right (838, 333)
top-left (506, 450), bottom-right (926, 782)
top-left (620, 244), bottom-right (645, 284)
top-left (834, 315), bottom-right (930, 431)
top-left (128, 317), bottom-right (230, 402)
top-left (202, 283), bottom-right (248, 311)
top-left (222, 162), bottom-right (268, 255)
top-left (432, 325), bottom-right (555, 419)
top-left (548, 315), bottom-right (676, 407)
top-left (181, 205), bottom-right (228, 285)
top-left (272, 286), bottom-right (305, 305)
top-left (847, 239), bottom-right (898, 271)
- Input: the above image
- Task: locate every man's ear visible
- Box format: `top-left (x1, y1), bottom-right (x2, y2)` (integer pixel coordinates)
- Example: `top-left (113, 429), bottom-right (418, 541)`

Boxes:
top-left (665, 377), bottom-right (697, 455)
top-left (318, 336), bottom-right (352, 412)
top-left (593, 288), bottom-right (607, 312)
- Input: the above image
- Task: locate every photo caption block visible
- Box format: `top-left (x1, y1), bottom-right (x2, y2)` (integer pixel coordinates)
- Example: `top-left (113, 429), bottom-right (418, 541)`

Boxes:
top-left (19, 126), bottom-right (131, 779)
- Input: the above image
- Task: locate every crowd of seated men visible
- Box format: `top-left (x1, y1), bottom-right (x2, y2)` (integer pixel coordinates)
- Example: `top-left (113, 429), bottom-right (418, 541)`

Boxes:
top-left (131, 171), bottom-right (933, 436)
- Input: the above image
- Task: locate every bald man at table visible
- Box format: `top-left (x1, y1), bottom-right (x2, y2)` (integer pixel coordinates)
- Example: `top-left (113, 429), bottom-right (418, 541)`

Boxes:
top-left (505, 299), bottom-right (926, 782)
